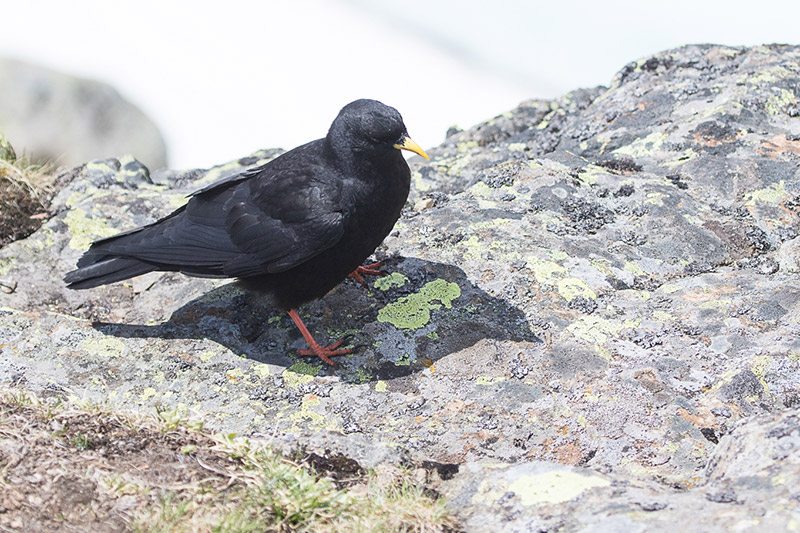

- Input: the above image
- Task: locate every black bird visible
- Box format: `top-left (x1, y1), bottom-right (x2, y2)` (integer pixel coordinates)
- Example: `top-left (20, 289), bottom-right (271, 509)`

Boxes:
top-left (64, 99), bottom-right (429, 365)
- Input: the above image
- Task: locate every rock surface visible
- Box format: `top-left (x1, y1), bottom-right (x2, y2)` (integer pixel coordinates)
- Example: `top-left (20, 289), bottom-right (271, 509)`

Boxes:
top-left (2, 44), bottom-right (800, 530)
top-left (0, 57), bottom-right (167, 169)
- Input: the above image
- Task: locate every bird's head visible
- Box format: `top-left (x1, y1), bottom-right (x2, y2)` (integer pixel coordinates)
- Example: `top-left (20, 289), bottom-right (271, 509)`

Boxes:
top-left (327, 99), bottom-right (429, 163)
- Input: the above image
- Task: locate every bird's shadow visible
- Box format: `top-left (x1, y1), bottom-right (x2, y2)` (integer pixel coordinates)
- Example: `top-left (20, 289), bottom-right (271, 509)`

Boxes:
top-left (96, 257), bottom-right (539, 382)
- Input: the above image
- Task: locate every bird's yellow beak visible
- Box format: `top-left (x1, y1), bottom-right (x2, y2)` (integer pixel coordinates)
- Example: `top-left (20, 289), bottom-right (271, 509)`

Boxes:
top-left (394, 135), bottom-right (429, 160)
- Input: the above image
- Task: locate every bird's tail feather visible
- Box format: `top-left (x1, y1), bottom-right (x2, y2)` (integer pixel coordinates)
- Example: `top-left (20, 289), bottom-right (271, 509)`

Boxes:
top-left (64, 257), bottom-right (157, 290)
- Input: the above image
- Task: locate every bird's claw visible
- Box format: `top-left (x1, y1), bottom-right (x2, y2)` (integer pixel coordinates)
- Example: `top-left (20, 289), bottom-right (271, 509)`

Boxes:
top-left (297, 339), bottom-right (353, 366)
top-left (348, 261), bottom-right (386, 286)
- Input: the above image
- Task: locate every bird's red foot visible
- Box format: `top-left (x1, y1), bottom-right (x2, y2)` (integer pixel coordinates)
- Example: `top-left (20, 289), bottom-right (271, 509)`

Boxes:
top-left (348, 261), bottom-right (385, 286)
top-left (296, 339), bottom-right (353, 366)
top-left (287, 308), bottom-right (352, 366)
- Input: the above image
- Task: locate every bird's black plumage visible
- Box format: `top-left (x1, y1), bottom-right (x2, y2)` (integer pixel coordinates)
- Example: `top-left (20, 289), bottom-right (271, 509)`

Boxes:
top-left (65, 99), bottom-right (429, 364)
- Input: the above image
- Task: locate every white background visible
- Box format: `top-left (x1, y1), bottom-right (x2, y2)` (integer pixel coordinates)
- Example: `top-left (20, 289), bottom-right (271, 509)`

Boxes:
top-left (1, 0), bottom-right (798, 169)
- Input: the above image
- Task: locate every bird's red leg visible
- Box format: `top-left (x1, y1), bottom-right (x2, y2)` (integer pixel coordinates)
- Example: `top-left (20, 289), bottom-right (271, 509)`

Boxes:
top-left (287, 309), bottom-right (352, 366)
top-left (347, 261), bottom-right (385, 286)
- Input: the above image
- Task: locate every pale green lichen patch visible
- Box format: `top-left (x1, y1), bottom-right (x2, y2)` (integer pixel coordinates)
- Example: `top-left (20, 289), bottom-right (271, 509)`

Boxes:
top-left (526, 257), bottom-right (569, 284)
top-left (377, 279), bottom-right (461, 330)
top-left (557, 278), bottom-right (597, 302)
top-left (509, 470), bottom-right (610, 506)
top-left (66, 185), bottom-right (109, 208)
top-left (476, 376), bottom-right (505, 386)
top-left (0, 257), bottom-right (13, 276)
top-left (287, 395), bottom-right (340, 432)
top-left (395, 353), bottom-right (413, 366)
top-left (765, 88), bottom-right (796, 114)
top-left (644, 192), bottom-right (666, 206)
top-left (374, 272), bottom-right (409, 291)
top-left (457, 140), bottom-right (479, 153)
top-left (285, 362), bottom-right (320, 379)
top-left (564, 316), bottom-right (640, 344)
top-left (140, 387), bottom-right (157, 401)
top-left (744, 180), bottom-right (790, 205)
top-left (576, 165), bottom-right (613, 185)
top-left (411, 170), bottom-right (431, 192)
top-left (64, 208), bottom-right (120, 250)
top-left (192, 160), bottom-right (246, 189)
top-left (251, 363), bottom-right (271, 378)
top-left (613, 131), bottom-right (667, 158)
top-left (27, 227), bottom-right (55, 251)
top-left (79, 336), bottom-right (126, 358)
top-left (226, 368), bottom-right (245, 381)
top-left (85, 160), bottom-right (119, 173)
top-left (658, 283), bottom-right (683, 294)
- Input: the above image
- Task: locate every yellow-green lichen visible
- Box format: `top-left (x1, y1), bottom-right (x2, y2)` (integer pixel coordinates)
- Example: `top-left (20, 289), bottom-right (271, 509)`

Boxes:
top-left (0, 257), bottom-right (13, 276)
top-left (564, 316), bottom-right (640, 344)
top-left (27, 227), bottom-right (55, 251)
top-left (652, 310), bottom-right (674, 322)
top-left (623, 260), bottom-right (646, 276)
top-left (64, 208), bottom-right (120, 250)
top-left (557, 278), bottom-right (596, 302)
top-left (375, 380), bottom-right (387, 392)
top-left (699, 298), bottom-right (731, 310)
top-left (744, 180), bottom-right (790, 205)
top-left (576, 165), bottom-right (613, 185)
top-left (192, 160), bottom-right (245, 189)
top-left (288, 395), bottom-right (340, 432)
top-left (644, 192), bottom-right (666, 206)
top-left (509, 470), bottom-right (610, 505)
top-left (377, 279), bottom-right (461, 330)
top-left (354, 368), bottom-right (373, 383)
top-left (285, 362), bottom-right (320, 379)
top-left (613, 131), bottom-right (667, 158)
top-left (457, 140), bottom-right (479, 153)
top-left (659, 283), bottom-right (683, 294)
top-left (472, 469), bottom-right (610, 508)
top-left (66, 185), bottom-right (110, 208)
top-left (79, 336), bottom-right (126, 358)
top-left (526, 257), bottom-right (568, 284)
top-left (374, 272), bottom-right (409, 291)
top-left (412, 170), bottom-right (431, 192)
top-left (252, 363), bottom-right (271, 378)
top-left (476, 376), bottom-right (505, 386)
top-left (140, 387), bottom-right (157, 401)
top-left (226, 368), bottom-right (245, 381)
top-left (395, 353), bottom-right (413, 366)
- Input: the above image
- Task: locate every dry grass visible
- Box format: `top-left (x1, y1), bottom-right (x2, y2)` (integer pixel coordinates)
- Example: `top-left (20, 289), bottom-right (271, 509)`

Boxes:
top-left (0, 388), bottom-right (458, 532)
top-left (0, 139), bottom-right (57, 247)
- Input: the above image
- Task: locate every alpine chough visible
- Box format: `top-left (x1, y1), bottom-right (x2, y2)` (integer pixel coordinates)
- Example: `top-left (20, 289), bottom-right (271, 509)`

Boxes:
top-left (64, 99), bottom-right (429, 365)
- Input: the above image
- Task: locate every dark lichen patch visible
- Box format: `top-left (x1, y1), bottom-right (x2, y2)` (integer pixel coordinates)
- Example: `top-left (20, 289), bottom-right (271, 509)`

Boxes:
top-left (666, 174), bottom-right (689, 190)
top-left (560, 196), bottom-right (616, 234)
top-left (691, 121), bottom-right (739, 144)
top-left (595, 158), bottom-right (643, 175)
top-left (304, 452), bottom-right (367, 488)
top-left (613, 184), bottom-right (636, 197)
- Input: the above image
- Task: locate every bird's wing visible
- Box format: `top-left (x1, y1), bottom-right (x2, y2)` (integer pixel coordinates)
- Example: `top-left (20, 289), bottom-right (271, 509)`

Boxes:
top-left (220, 167), bottom-right (346, 276)
top-left (91, 159), bottom-right (347, 278)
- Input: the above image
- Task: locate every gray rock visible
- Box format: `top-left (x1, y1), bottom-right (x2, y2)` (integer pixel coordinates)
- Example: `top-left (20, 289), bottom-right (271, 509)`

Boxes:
top-left (2, 44), bottom-right (800, 530)
top-left (0, 57), bottom-right (167, 169)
